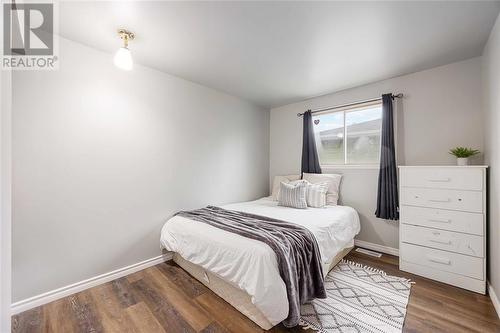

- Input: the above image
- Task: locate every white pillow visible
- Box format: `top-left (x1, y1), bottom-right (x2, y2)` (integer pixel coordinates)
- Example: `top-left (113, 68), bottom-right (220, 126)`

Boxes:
top-left (305, 182), bottom-right (329, 208)
top-left (271, 174), bottom-right (301, 200)
top-left (302, 173), bottom-right (342, 205)
top-left (277, 181), bottom-right (307, 209)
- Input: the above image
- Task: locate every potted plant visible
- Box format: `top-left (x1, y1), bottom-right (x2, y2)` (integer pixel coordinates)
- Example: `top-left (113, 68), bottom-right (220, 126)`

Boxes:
top-left (449, 147), bottom-right (480, 166)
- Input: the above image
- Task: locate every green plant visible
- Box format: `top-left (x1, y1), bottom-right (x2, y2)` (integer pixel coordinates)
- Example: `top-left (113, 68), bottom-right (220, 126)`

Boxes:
top-left (449, 147), bottom-right (480, 158)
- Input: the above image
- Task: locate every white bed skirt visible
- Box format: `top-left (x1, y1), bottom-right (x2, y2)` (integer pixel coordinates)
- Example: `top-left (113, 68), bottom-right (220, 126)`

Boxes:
top-left (172, 245), bottom-right (354, 330)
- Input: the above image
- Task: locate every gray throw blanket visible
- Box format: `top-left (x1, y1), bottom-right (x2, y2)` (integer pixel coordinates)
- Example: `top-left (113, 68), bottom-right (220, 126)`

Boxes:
top-left (175, 206), bottom-right (326, 328)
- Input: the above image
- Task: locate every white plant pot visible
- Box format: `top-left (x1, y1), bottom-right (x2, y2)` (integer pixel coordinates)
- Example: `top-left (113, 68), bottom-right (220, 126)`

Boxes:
top-left (457, 157), bottom-right (469, 166)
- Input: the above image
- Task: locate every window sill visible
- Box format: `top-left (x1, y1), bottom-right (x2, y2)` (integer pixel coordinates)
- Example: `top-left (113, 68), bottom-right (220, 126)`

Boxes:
top-left (321, 164), bottom-right (380, 170)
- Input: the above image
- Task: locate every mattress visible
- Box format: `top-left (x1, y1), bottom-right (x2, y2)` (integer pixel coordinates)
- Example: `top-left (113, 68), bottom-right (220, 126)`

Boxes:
top-left (160, 197), bottom-right (360, 326)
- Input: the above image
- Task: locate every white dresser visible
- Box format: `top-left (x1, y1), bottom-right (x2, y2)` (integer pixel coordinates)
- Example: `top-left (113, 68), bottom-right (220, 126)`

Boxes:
top-left (399, 166), bottom-right (487, 294)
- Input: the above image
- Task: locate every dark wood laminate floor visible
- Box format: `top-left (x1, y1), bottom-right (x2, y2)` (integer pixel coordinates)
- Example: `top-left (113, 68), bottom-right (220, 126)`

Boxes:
top-left (12, 248), bottom-right (500, 333)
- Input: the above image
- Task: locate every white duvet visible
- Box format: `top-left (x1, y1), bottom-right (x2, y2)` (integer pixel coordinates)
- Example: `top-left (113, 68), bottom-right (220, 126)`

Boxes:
top-left (160, 197), bottom-right (360, 326)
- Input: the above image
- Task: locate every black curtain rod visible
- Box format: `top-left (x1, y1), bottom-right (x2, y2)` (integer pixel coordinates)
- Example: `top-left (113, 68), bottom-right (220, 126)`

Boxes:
top-left (297, 93), bottom-right (403, 117)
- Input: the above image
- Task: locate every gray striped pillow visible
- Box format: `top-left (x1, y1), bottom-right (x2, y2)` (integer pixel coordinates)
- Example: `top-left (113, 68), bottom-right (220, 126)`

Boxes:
top-left (305, 182), bottom-right (329, 208)
top-left (277, 181), bottom-right (307, 209)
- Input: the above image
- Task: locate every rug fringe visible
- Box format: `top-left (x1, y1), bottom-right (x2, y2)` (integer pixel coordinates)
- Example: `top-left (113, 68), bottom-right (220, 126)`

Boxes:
top-left (299, 319), bottom-right (327, 333)
top-left (340, 259), bottom-right (415, 285)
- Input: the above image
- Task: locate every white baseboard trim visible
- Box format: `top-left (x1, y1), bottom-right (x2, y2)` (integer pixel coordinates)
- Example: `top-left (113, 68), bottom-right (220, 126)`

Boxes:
top-left (488, 282), bottom-right (500, 319)
top-left (10, 241), bottom-right (398, 315)
top-left (11, 252), bottom-right (173, 315)
top-left (354, 239), bottom-right (399, 256)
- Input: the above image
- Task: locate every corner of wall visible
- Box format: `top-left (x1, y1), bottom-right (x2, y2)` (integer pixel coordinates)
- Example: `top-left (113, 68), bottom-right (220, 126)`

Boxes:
top-left (481, 11), bottom-right (500, 305)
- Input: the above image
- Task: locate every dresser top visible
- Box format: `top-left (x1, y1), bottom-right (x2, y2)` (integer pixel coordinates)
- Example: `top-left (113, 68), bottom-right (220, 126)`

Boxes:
top-left (398, 165), bottom-right (488, 168)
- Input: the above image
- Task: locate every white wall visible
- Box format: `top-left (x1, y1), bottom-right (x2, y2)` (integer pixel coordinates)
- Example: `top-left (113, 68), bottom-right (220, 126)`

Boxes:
top-left (12, 38), bottom-right (269, 302)
top-left (1, 67), bottom-right (12, 333)
top-left (482, 13), bottom-right (500, 302)
top-left (270, 57), bottom-right (483, 249)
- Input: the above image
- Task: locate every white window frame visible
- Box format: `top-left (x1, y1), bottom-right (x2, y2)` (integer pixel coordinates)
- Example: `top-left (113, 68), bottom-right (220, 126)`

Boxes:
top-left (313, 100), bottom-right (383, 169)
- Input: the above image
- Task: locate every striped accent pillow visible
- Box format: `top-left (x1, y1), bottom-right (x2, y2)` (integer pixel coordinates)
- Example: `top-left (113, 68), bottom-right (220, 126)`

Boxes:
top-left (277, 181), bottom-right (307, 209)
top-left (305, 182), bottom-right (329, 208)
top-left (271, 175), bottom-right (301, 200)
top-left (303, 173), bottom-right (343, 205)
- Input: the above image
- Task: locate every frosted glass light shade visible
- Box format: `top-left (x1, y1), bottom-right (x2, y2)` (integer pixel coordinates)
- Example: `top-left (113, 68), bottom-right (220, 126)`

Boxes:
top-left (114, 47), bottom-right (133, 70)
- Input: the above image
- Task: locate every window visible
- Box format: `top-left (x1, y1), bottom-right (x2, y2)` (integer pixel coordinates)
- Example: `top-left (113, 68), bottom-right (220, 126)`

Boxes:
top-left (312, 101), bottom-right (382, 166)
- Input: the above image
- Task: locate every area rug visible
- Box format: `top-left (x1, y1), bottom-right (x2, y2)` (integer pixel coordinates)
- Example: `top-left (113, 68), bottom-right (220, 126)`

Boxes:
top-left (300, 259), bottom-right (413, 333)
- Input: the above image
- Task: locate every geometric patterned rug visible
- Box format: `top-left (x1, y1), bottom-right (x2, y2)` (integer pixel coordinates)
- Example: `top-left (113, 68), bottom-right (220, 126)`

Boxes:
top-left (300, 259), bottom-right (413, 333)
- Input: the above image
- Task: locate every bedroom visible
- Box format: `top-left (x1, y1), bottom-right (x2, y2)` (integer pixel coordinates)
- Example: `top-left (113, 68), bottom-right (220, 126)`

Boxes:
top-left (1, 0), bottom-right (500, 332)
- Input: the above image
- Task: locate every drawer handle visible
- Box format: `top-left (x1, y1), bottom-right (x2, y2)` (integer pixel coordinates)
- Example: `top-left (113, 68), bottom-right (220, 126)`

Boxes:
top-left (429, 198), bottom-right (450, 203)
top-left (428, 178), bottom-right (451, 182)
top-left (427, 256), bottom-right (451, 265)
top-left (428, 218), bottom-right (451, 223)
top-left (429, 238), bottom-right (452, 245)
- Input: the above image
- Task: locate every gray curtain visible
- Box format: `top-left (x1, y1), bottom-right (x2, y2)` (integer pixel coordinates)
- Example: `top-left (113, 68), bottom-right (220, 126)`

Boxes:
top-left (301, 110), bottom-right (322, 175)
top-left (375, 94), bottom-right (399, 220)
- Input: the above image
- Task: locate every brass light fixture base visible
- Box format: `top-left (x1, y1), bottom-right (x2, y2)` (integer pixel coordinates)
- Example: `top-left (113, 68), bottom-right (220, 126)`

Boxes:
top-left (117, 29), bottom-right (135, 48)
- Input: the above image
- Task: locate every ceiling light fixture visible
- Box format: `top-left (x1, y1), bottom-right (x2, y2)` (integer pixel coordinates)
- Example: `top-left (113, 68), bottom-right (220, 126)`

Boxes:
top-left (114, 29), bottom-right (134, 70)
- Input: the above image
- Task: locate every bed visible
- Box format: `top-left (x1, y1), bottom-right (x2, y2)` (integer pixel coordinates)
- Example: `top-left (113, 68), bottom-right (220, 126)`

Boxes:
top-left (160, 196), bottom-right (360, 329)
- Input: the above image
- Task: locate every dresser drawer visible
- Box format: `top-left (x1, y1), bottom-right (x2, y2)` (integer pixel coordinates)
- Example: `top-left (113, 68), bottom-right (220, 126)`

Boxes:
top-left (400, 261), bottom-right (486, 294)
top-left (400, 167), bottom-right (483, 191)
top-left (400, 243), bottom-right (484, 280)
top-left (400, 187), bottom-right (483, 213)
top-left (401, 224), bottom-right (484, 257)
top-left (400, 206), bottom-right (483, 235)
